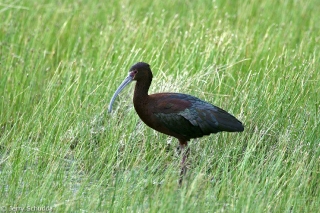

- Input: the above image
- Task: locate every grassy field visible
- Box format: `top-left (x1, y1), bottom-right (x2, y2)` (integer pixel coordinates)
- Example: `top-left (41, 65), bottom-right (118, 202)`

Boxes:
top-left (0, 0), bottom-right (319, 212)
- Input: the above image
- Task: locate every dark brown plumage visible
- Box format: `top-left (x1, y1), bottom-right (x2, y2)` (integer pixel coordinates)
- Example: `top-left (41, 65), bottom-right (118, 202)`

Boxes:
top-left (109, 62), bottom-right (244, 185)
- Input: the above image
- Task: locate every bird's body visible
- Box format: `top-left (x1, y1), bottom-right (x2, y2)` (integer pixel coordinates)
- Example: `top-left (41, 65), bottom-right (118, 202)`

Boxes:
top-left (134, 92), bottom-right (243, 143)
top-left (108, 62), bottom-right (244, 185)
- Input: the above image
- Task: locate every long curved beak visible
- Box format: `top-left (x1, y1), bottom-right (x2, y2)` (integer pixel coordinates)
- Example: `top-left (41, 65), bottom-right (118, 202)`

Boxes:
top-left (108, 74), bottom-right (134, 113)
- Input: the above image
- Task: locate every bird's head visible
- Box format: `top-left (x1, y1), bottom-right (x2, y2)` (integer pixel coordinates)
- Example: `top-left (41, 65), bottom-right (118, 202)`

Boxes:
top-left (108, 62), bottom-right (152, 113)
top-left (128, 62), bottom-right (152, 81)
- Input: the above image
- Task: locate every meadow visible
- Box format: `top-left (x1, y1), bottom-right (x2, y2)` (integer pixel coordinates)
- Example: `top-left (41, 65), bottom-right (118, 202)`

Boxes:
top-left (0, 0), bottom-right (319, 212)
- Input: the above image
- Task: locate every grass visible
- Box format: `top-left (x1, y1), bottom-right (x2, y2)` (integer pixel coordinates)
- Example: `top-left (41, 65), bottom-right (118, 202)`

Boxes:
top-left (0, 0), bottom-right (319, 212)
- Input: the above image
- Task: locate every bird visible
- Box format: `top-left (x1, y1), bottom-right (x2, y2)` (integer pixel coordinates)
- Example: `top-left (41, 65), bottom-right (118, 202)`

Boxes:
top-left (108, 62), bottom-right (244, 185)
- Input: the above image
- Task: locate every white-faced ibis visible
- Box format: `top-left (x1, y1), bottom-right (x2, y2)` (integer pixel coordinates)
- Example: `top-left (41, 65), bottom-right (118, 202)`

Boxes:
top-left (108, 62), bottom-right (244, 185)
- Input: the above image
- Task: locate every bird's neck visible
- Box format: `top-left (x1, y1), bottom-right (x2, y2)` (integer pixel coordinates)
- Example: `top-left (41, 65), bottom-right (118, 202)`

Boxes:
top-left (133, 80), bottom-right (150, 101)
top-left (133, 80), bottom-right (153, 129)
top-left (133, 72), bottom-right (153, 115)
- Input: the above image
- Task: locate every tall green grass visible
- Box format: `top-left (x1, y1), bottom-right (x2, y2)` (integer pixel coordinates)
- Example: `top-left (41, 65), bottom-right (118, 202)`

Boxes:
top-left (0, 0), bottom-right (319, 212)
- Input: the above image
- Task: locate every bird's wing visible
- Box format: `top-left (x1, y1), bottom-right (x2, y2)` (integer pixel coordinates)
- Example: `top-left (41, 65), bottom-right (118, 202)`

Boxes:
top-left (180, 99), bottom-right (244, 133)
top-left (152, 93), bottom-right (243, 139)
top-left (154, 110), bottom-right (205, 139)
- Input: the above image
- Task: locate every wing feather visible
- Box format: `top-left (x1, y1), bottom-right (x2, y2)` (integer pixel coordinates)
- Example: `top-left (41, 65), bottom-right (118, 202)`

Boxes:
top-left (152, 93), bottom-right (243, 139)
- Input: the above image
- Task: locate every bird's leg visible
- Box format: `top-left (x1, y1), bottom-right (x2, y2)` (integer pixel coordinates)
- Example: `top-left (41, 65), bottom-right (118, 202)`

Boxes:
top-left (179, 142), bottom-right (189, 186)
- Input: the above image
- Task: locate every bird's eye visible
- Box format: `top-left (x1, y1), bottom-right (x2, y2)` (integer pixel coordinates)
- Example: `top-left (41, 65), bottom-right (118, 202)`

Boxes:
top-left (129, 70), bottom-right (138, 78)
